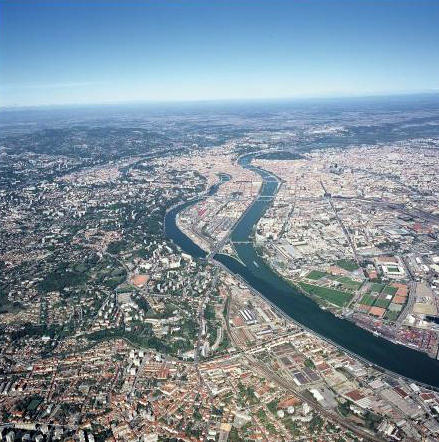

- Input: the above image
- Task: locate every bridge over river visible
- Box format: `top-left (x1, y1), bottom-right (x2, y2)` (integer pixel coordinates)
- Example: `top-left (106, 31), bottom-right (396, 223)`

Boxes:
top-left (165, 152), bottom-right (439, 389)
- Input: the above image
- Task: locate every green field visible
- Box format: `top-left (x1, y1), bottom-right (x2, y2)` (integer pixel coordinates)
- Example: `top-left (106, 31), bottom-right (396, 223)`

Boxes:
top-left (373, 298), bottom-right (391, 308)
top-left (298, 282), bottom-right (353, 307)
top-left (370, 283), bottom-right (386, 293)
top-left (306, 270), bottom-right (327, 280)
top-left (335, 259), bottom-right (359, 272)
top-left (331, 276), bottom-right (363, 291)
top-left (382, 285), bottom-right (398, 296)
top-left (360, 294), bottom-right (375, 306)
top-left (384, 310), bottom-right (399, 321)
top-left (388, 303), bottom-right (403, 312)
top-left (27, 398), bottom-right (42, 411)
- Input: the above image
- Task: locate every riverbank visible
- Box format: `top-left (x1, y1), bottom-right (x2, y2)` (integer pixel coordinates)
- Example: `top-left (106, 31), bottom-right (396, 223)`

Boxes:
top-left (165, 152), bottom-right (439, 389)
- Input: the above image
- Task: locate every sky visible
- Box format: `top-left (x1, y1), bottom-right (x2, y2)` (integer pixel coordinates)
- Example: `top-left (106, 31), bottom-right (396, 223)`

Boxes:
top-left (1, 0), bottom-right (439, 107)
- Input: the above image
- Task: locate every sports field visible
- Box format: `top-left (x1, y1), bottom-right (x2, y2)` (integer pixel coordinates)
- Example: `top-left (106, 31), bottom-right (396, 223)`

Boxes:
top-left (360, 294), bottom-right (375, 306)
top-left (331, 276), bottom-right (363, 291)
top-left (370, 283), bottom-right (386, 293)
top-left (383, 285), bottom-right (398, 295)
top-left (335, 259), bottom-right (359, 271)
top-left (298, 282), bottom-right (353, 307)
top-left (306, 270), bottom-right (327, 280)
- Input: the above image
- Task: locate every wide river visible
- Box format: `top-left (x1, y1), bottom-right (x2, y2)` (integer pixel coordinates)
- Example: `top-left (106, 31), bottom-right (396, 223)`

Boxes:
top-left (165, 153), bottom-right (439, 388)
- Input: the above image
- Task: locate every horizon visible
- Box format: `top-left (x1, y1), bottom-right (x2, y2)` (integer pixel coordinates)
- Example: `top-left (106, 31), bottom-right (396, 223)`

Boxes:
top-left (1, 90), bottom-right (439, 112)
top-left (1, 0), bottom-right (439, 107)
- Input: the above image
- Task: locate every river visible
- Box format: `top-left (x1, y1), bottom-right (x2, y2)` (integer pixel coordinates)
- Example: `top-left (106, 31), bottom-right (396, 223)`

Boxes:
top-left (165, 154), bottom-right (439, 388)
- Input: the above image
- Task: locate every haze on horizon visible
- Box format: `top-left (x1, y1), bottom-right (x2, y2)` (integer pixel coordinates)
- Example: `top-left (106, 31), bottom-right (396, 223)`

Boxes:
top-left (1, 0), bottom-right (439, 107)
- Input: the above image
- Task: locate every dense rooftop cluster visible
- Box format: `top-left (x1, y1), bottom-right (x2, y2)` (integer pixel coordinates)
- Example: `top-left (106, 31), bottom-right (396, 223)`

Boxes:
top-left (1, 101), bottom-right (439, 441)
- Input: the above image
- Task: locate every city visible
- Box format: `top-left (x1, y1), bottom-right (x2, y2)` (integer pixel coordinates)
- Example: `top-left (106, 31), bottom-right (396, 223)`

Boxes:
top-left (2, 0), bottom-right (439, 441)
top-left (1, 97), bottom-right (439, 442)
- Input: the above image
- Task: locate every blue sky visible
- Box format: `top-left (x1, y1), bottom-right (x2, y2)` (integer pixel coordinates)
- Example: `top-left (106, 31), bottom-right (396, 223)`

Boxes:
top-left (1, 0), bottom-right (439, 106)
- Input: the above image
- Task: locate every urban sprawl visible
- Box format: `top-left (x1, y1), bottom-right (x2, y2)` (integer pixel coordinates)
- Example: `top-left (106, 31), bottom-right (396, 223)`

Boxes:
top-left (1, 105), bottom-right (439, 442)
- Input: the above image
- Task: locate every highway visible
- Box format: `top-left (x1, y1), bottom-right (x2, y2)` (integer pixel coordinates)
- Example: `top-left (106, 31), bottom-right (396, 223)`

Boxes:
top-left (320, 180), bottom-right (360, 265)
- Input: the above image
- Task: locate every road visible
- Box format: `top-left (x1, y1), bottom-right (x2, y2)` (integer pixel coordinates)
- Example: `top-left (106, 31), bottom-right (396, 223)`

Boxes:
top-left (395, 256), bottom-right (416, 328)
top-left (320, 180), bottom-right (360, 265)
top-left (396, 281), bottom-right (417, 328)
top-left (192, 270), bottom-right (219, 439)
